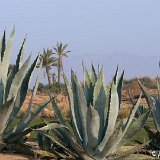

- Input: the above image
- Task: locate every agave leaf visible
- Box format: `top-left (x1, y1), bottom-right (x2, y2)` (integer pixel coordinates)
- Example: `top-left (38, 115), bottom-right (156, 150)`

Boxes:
top-left (144, 125), bottom-right (160, 149)
top-left (115, 110), bottom-right (150, 151)
top-left (0, 30), bottom-right (6, 61)
top-left (72, 71), bottom-right (88, 146)
top-left (157, 77), bottom-right (160, 98)
top-left (0, 81), bottom-right (4, 106)
top-left (71, 70), bottom-right (84, 143)
top-left (39, 123), bottom-right (86, 159)
top-left (5, 38), bottom-right (26, 101)
top-left (20, 60), bottom-right (42, 123)
top-left (108, 141), bottom-right (150, 160)
top-left (7, 56), bottom-right (39, 124)
top-left (4, 122), bottom-right (46, 143)
top-left (86, 105), bottom-right (100, 155)
top-left (0, 99), bottom-right (14, 135)
top-left (113, 66), bottom-right (118, 84)
top-left (122, 94), bottom-right (142, 133)
top-left (138, 80), bottom-right (160, 132)
top-left (37, 132), bottom-right (52, 151)
top-left (83, 63), bottom-right (93, 107)
top-left (93, 70), bottom-right (106, 142)
top-left (117, 71), bottom-right (124, 107)
top-left (95, 124), bottom-right (123, 159)
top-left (98, 81), bottom-right (119, 151)
top-left (90, 64), bottom-right (97, 85)
top-left (102, 111), bottom-right (149, 156)
top-left (15, 100), bottom-right (50, 133)
top-left (41, 132), bottom-right (78, 158)
top-left (50, 96), bottom-right (66, 125)
top-left (1, 26), bottom-right (15, 86)
top-left (7, 55), bottom-right (31, 101)
top-left (105, 95), bottom-right (145, 154)
top-left (16, 38), bottom-right (26, 68)
top-left (103, 83), bottom-right (111, 129)
top-left (37, 123), bottom-right (66, 131)
top-left (63, 74), bottom-right (82, 145)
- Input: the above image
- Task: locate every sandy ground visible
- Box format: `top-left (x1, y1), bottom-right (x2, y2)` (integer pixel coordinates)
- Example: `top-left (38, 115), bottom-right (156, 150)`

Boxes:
top-left (0, 153), bottom-right (32, 160)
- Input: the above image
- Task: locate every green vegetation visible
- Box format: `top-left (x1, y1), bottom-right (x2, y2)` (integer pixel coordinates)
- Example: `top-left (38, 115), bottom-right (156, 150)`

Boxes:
top-left (138, 77), bottom-right (160, 149)
top-left (37, 82), bottom-right (66, 94)
top-left (36, 65), bottom-right (150, 160)
top-left (0, 27), bottom-right (159, 160)
top-left (0, 27), bottom-right (50, 144)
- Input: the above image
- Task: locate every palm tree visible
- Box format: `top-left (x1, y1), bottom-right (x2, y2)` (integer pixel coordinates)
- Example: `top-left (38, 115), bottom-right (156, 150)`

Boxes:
top-left (53, 42), bottom-right (70, 84)
top-left (37, 48), bottom-right (57, 87)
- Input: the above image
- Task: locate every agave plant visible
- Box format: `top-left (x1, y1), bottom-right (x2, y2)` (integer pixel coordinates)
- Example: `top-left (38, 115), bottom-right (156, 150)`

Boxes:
top-left (37, 65), bottom-right (150, 160)
top-left (0, 27), bottom-right (50, 144)
top-left (138, 77), bottom-right (160, 149)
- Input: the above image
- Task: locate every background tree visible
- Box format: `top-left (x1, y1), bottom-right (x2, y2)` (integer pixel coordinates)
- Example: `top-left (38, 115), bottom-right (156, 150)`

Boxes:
top-left (53, 42), bottom-right (70, 84)
top-left (37, 48), bottom-right (57, 87)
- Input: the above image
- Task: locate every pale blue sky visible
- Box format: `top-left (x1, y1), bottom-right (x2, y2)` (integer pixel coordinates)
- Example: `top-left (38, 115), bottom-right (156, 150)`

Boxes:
top-left (0, 0), bottom-right (160, 81)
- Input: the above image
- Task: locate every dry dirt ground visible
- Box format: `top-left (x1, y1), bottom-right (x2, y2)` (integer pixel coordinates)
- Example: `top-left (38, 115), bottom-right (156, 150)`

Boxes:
top-left (0, 153), bottom-right (31, 160)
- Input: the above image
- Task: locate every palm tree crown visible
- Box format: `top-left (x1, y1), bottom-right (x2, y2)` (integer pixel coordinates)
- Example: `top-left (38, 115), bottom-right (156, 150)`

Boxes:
top-left (53, 42), bottom-right (70, 83)
top-left (38, 48), bottom-right (57, 86)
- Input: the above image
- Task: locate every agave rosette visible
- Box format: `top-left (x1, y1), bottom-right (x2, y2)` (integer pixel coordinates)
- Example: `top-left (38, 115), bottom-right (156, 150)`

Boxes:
top-left (38, 65), bottom-right (149, 160)
top-left (0, 27), bottom-right (50, 143)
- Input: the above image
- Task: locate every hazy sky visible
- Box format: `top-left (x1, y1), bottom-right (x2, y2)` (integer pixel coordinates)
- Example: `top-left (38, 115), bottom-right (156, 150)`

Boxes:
top-left (0, 1), bottom-right (160, 81)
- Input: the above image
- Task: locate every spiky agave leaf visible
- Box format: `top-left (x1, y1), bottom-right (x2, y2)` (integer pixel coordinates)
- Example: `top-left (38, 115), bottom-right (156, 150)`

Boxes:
top-left (93, 69), bottom-right (106, 143)
top-left (144, 125), bottom-right (160, 149)
top-left (97, 80), bottom-right (119, 152)
top-left (138, 76), bottom-right (160, 150)
top-left (5, 38), bottom-right (26, 101)
top-left (1, 26), bottom-right (15, 86)
top-left (63, 73), bottom-right (82, 146)
top-left (40, 64), bottom-right (149, 160)
top-left (7, 55), bottom-right (39, 124)
top-left (0, 30), bottom-right (6, 61)
top-left (0, 28), bottom-right (49, 144)
top-left (86, 105), bottom-right (100, 155)
top-left (138, 80), bottom-right (160, 132)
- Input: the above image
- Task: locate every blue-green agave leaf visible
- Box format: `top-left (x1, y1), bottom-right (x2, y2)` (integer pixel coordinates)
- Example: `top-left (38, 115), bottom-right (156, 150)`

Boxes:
top-left (1, 26), bottom-right (15, 86)
top-left (86, 105), bottom-right (100, 155)
top-left (0, 30), bottom-right (6, 61)
top-left (7, 54), bottom-right (31, 101)
top-left (7, 56), bottom-right (39, 124)
top-left (122, 94), bottom-right (142, 133)
top-left (116, 110), bottom-right (150, 149)
top-left (37, 123), bottom-right (66, 131)
top-left (83, 63), bottom-right (93, 107)
top-left (98, 81), bottom-right (119, 151)
top-left (93, 70), bottom-right (106, 142)
top-left (15, 100), bottom-right (50, 133)
top-left (90, 64), bottom-right (97, 86)
top-left (0, 99), bottom-right (13, 134)
top-left (71, 70), bottom-right (83, 142)
top-left (138, 80), bottom-right (160, 132)
top-left (95, 124), bottom-right (123, 159)
top-left (20, 60), bottom-right (42, 123)
top-left (0, 81), bottom-right (4, 106)
top-left (37, 132), bottom-right (52, 151)
top-left (117, 71), bottom-right (124, 107)
top-left (72, 71), bottom-right (88, 146)
top-left (5, 38), bottom-right (26, 101)
top-left (50, 96), bottom-right (66, 125)
top-left (63, 74), bottom-right (82, 145)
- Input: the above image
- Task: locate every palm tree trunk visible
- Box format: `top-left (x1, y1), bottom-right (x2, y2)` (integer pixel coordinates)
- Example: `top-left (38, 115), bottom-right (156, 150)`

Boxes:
top-left (46, 68), bottom-right (51, 88)
top-left (57, 58), bottom-right (61, 84)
